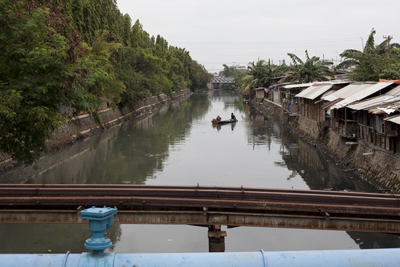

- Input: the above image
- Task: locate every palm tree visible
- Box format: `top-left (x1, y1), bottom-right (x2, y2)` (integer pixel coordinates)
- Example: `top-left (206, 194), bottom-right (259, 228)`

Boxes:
top-left (282, 51), bottom-right (333, 83)
top-left (240, 59), bottom-right (284, 94)
top-left (336, 29), bottom-right (400, 71)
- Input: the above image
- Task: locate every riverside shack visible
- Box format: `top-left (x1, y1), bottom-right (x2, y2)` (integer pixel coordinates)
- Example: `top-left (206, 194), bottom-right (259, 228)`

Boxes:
top-left (295, 81), bottom-right (350, 124)
top-left (346, 85), bottom-right (400, 153)
top-left (324, 82), bottom-right (397, 140)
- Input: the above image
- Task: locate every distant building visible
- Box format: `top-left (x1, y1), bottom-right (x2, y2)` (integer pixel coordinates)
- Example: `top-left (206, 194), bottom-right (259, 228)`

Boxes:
top-left (232, 65), bottom-right (246, 71)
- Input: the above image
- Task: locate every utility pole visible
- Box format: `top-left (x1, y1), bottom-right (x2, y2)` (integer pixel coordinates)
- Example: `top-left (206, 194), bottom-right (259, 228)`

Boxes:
top-left (383, 35), bottom-right (393, 58)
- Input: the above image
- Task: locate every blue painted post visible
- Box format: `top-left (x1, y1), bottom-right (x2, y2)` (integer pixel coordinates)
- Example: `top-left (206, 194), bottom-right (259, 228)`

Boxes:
top-left (80, 206), bottom-right (117, 256)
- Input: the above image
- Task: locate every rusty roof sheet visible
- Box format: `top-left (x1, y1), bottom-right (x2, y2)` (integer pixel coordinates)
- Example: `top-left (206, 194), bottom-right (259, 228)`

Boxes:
top-left (322, 98), bottom-right (344, 110)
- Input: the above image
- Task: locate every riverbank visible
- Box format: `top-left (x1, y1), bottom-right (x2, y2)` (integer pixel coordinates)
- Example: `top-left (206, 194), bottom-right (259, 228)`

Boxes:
top-left (251, 98), bottom-right (400, 193)
top-left (0, 89), bottom-right (192, 173)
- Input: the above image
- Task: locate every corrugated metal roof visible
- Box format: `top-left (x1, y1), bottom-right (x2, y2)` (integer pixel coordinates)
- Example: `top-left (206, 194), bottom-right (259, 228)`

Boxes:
top-left (347, 95), bottom-right (399, 111)
top-left (346, 85), bottom-right (400, 111)
top-left (283, 82), bottom-right (315, 89)
top-left (328, 82), bottom-right (394, 111)
top-left (386, 85), bottom-right (400, 96)
top-left (283, 80), bottom-right (349, 89)
top-left (322, 83), bottom-right (374, 102)
top-left (321, 90), bottom-right (336, 99)
top-left (386, 116), bottom-right (400, 125)
top-left (295, 84), bottom-right (334, 100)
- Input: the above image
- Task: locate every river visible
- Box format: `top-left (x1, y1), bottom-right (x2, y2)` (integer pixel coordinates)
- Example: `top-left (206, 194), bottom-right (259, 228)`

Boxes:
top-left (0, 90), bottom-right (399, 253)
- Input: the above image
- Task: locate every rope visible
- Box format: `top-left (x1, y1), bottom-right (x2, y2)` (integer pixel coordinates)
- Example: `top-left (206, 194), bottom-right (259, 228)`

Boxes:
top-left (260, 250), bottom-right (267, 267)
top-left (62, 251), bottom-right (71, 267)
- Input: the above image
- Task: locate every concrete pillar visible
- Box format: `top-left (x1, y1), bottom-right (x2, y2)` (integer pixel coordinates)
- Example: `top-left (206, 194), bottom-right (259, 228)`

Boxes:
top-left (208, 225), bottom-right (227, 252)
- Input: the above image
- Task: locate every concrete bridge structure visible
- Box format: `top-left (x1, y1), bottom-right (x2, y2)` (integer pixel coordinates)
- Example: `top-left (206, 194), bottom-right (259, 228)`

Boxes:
top-left (1, 184), bottom-right (400, 252)
top-left (208, 77), bottom-right (235, 89)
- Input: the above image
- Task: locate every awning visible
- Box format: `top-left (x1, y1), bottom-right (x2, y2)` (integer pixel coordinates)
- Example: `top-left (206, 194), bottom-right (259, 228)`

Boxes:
top-left (295, 84), bottom-right (334, 100)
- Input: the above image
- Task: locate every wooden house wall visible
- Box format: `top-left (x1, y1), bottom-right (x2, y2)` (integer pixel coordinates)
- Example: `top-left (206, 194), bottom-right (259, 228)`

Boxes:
top-left (256, 90), bottom-right (264, 99)
top-left (299, 98), bottom-right (325, 122)
top-left (356, 111), bottom-right (399, 153)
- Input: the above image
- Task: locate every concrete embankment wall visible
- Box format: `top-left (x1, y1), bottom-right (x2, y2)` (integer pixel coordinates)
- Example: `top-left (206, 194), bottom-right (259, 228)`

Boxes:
top-left (0, 90), bottom-right (192, 172)
top-left (252, 98), bottom-right (400, 193)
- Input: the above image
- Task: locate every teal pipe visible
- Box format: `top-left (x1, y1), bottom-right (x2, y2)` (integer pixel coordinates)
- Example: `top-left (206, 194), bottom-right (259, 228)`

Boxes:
top-left (1, 248), bottom-right (400, 266)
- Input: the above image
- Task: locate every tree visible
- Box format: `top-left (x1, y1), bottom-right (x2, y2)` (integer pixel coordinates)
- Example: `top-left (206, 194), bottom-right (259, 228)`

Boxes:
top-left (380, 62), bottom-right (400, 80)
top-left (336, 29), bottom-right (400, 81)
top-left (221, 64), bottom-right (246, 87)
top-left (0, 0), bottom-right (117, 164)
top-left (282, 51), bottom-right (333, 83)
top-left (241, 59), bottom-right (284, 94)
top-left (189, 62), bottom-right (211, 90)
top-left (52, 0), bottom-right (124, 44)
top-left (221, 64), bottom-right (236, 77)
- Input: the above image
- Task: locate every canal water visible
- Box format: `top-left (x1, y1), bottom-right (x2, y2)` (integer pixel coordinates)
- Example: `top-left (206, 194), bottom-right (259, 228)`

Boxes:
top-left (1, 90), bottom-right (399, 253)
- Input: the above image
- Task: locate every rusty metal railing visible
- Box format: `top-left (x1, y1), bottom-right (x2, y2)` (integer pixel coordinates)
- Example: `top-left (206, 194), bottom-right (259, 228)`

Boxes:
top-left (1, 184), bottom-right (400, 233)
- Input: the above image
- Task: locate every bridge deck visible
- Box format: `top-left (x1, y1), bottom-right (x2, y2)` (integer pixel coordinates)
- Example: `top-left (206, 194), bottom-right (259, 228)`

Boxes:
top-left (1, 184), bottom-right (400, 233)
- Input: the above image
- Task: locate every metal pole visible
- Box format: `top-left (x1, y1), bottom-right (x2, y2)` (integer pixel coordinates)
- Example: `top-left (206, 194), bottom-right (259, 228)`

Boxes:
top-left (383, 35), bottom-right (393, 58)
top-left (360, 37), bottom-right (363, 51)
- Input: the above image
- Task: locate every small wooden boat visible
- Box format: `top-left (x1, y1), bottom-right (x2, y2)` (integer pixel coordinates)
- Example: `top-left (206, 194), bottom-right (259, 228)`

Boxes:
top-left (211, 119), bottom-right (238, 124)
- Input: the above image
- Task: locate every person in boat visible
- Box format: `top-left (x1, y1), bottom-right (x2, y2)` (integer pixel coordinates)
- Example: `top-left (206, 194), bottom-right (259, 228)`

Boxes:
top-left (216, 115), bottom-right (221, 121)
top-left (231, 113), bottom-right (236, 120)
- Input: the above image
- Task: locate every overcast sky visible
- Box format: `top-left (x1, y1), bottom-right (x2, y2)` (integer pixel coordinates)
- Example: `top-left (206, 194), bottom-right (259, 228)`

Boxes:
top-left (117, 0), bottom-right (400, 73)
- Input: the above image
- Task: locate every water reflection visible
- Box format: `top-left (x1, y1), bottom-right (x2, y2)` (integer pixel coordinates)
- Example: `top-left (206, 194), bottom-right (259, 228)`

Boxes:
top-left (347, 231), bottom-right (400, 249)
top-left (247, 107), bottom-right (374, 192)
top-left (0, 94), bottom-right (212, 184)
top-left (211, 122), bottom-right (237, 132)
top-left (0, 223), bottom-right (122, 253)
top-left (0, 91), bottom-right (399, 253)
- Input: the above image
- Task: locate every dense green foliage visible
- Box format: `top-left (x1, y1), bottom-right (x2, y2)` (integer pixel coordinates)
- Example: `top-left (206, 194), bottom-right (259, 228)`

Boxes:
top-left (336, 29), bottom-right (400, 81)
top-left (240, 60), bottom-right (285, 94)
top-left (0, 0), bottom-right (122, 164)
top-left (0, 0), bottom-right (210, 165)
top-left (282, 51), bottom-right (334, 83)
top-left (380, 62), bottom-right (400, 80)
